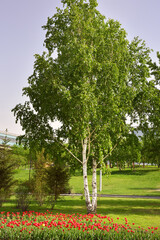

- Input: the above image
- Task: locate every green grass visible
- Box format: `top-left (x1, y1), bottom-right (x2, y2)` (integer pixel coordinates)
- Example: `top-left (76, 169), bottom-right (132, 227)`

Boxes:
top-left (70, 167), bottom-right (160, 196)
top-left (14, 166), bottom-right (160, 196)
top-left (13, 168), bottom-right (33, 181)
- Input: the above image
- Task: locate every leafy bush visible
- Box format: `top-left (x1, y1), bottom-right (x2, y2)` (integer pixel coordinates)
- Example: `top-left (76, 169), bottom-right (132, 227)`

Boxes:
top-left (45, 165), bottom-right (71, 209)
top-left (15, 180), bottom-right (32, 211)
top-left (32, 150), bottom-right (47, 206)
top-left (31, 149), bottom-right (71, 208)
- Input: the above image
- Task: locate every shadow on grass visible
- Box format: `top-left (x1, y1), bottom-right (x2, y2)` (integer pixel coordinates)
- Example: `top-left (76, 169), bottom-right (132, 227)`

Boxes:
top-left (110, 169), bottom-right (160, 176)
top-left (1, 197), bottom-right (160, 217)
top-left (97, 198), bottom-right (160, 216)
top-left (56, 198), bottom-right (160, 216)
top-left (130, 188), bottom-right (160, 191)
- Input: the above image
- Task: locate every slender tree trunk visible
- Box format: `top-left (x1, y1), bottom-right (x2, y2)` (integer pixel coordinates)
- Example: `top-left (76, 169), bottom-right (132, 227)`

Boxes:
top-left (92, 159), bottom-right (97, 214)
top-left (82, 138), bottom-right (92, 214)
top-left (109, 161), bottom-right (112, 168)
top-left (119, 163), bottom-right (122, 171)
top-left (82, 138), bottom-right (98, 214)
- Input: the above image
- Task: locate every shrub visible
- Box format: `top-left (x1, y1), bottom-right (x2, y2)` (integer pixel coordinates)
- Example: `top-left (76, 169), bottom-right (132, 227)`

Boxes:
top-left (15, 180), bottom-right (32, 211)
top-left (32, 149), bottom-right (47, 206)
top-left (45, 164), bottom-right (71, 209)
top-left (0, 134), bottom-right (16, 206)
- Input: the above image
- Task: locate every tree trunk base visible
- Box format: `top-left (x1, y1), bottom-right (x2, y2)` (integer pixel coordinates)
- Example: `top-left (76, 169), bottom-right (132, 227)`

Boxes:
top-left (87, 204), bottom-right (97, 214)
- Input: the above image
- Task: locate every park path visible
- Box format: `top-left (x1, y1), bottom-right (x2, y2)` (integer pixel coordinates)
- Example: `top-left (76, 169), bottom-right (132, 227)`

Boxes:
top-left (61, 193), bottom-right (160, 199)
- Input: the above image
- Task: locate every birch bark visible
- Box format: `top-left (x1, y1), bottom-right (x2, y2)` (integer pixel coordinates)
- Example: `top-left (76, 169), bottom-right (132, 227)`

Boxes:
top-left (82, 138), bottom-right (97, 214)
top-left (82, 137), bottom-right (92, 213)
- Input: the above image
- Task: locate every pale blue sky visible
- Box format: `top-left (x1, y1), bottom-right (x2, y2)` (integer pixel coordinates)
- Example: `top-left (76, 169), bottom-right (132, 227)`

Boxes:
top-left (0, 0), bottom-right (160, 134)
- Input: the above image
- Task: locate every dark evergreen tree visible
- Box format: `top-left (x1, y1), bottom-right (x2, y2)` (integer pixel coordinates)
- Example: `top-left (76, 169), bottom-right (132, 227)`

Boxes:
top-left (0, 131), bottom-right (16, 206)
top-left (45, 164), bottom-right (70, 209)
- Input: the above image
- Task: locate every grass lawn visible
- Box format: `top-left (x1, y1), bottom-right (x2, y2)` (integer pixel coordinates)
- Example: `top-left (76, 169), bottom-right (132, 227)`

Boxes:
top-left (14, 166), bottom-right (160, 196)
top-left (70, 167), bottom-right (160, 196)
top-left (13, 167), bottom-right (33, 181)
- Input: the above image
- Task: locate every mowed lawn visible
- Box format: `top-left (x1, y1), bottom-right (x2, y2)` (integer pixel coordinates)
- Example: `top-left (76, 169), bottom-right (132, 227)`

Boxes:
top-left (70, 167), bottom-right (160, 196)
top-left (14, 166), bottom-right (160, 196)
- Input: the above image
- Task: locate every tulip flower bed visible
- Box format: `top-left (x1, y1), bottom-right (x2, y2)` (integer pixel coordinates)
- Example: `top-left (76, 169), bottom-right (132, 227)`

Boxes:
top-left (0, 211), bottom-right (159, 240)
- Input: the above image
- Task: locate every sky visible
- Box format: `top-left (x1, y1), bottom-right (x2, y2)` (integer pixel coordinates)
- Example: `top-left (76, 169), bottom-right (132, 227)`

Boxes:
top-left (0, 0), bottom-right (160, 135)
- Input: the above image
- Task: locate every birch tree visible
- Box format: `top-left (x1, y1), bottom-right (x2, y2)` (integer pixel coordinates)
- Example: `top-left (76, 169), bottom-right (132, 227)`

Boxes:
top-left (12, 0), bottom-right (151, 213)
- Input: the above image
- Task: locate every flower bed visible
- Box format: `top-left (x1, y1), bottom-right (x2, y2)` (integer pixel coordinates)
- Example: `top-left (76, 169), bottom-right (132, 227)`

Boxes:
top-left (0, 211), bottom-right (159, 239)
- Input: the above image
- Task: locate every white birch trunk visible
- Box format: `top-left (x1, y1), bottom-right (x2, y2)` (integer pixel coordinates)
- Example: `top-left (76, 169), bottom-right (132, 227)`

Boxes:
top-left (92, 158), bottom-right (97, 213)
top-left (82, 138), bottom-right (97, 214)
top-left (82, 137), bottom-right (92, 213)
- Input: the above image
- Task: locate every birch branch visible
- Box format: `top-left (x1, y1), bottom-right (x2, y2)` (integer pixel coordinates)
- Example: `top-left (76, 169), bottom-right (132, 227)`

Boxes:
top-left (96, 136), bottom-right (122, 167)
top-left (56, 138), bottom-right (83, 165)
top-left (102, 142), bottom-right (118, 161)
top-left (89, 127), bottom-right (96, 138)
top-left (90, 123), bottom-right (109, 143)
top-left (103, 135), bottom-right (122, 161)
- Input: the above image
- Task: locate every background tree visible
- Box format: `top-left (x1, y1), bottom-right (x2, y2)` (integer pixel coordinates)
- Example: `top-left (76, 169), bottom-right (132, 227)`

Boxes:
top-left (12, 0), bottom-right (152, 213)
top-left (45, 164), bottom-right (70, 209)
top-left (109, 132), bottom-right (142, 170)
top-left (139, 52), bottom-right (160, 168)
top-left (32, 149), bottom-right (48, 206)
top-left (0, 132), bottom-right (16, 206)
top-left (141, 131), bottom-right (160, 167)
top-left (15, 179), bottom-right (32, 211)
top-left (32, 143), bottom-right (72, 207)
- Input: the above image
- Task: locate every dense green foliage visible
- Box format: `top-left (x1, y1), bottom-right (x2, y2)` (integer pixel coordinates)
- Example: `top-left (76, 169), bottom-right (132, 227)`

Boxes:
top-left (29, 149), bottom-right (71, 209)
top-left (15, 180), bottom-right (32, 211)
top-left (0, 136), bottom-right (16, 206)
top-left (32, 149), bottom-right (48, 206)
top-left (108, 132), bottom-right (142, 169)
top-left (12, 0), bottom-right (151, 160)
top-left (139, 53), bottom-right (160, 168)
top-left (45, 164), bottom-right (71, 209)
